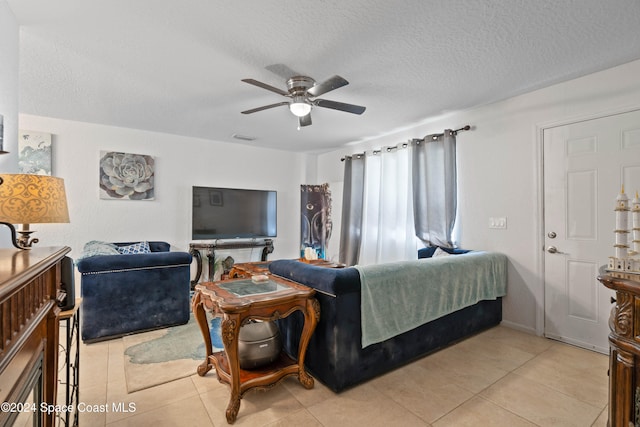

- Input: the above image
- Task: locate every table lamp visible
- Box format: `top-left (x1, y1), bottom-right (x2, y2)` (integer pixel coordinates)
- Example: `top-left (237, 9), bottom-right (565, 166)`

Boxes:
top-left (0, 174), bottom-right (70, 249)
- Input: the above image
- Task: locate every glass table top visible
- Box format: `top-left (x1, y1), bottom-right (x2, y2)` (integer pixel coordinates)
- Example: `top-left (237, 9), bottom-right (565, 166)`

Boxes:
top-left (218, 279), bottom-right (288, 297)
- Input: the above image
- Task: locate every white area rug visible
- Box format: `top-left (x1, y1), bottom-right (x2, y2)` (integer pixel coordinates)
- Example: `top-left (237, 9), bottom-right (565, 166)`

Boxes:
top-left (122, 315), bottom-right (222, 393)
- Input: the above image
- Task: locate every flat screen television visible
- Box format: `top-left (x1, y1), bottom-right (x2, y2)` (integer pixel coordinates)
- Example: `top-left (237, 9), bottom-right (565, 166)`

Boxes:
top-left (191, 186), bottom-right (277, 240)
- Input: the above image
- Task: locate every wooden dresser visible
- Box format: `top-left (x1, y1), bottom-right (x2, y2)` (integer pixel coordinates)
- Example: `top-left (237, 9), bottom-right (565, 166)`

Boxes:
top-left (599, 271), bottom-right (640, 427)
top-left (0, 246), bottom-right (71, 427)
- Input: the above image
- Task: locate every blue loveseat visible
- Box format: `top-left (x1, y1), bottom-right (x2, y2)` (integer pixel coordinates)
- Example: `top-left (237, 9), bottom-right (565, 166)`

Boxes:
top-left (269, 249), bottom-right (507, 392)
top-left (76, 241), bottom-right (192, 342)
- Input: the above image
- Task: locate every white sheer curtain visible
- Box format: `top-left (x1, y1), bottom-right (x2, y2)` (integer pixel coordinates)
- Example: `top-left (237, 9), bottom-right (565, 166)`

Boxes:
top-left (358, 146), bottom-right (418, 266)
top-left (339, 155), bottom-right (365, 266)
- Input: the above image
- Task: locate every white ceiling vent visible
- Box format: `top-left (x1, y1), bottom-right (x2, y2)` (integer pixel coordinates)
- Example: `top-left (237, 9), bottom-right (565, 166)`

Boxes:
top-left (232, 134), bottom-right (256, 142)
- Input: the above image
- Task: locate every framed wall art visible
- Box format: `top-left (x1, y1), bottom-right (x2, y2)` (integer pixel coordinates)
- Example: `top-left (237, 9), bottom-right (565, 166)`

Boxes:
top-left (18, 130), bottom-right (52, 175)
top-left (99, 151), bottom-right (155, 200)
top-left (0, 115), bottom-right (7, 154)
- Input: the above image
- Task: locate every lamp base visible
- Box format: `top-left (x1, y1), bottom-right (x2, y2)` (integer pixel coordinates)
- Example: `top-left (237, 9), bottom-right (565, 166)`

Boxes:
top-left (0, 222), bottom-right (35, 250)
top-left (16, 230), bottom-right (39, 249)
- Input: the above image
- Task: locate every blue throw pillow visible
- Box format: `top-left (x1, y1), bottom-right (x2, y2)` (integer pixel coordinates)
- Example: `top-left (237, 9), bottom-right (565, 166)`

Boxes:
top-left (418, 247), bottom-right (438, 258)
top-left (117, 241), bottom-right (151, 254)
top-left (418, 246), bottom-right (470, 259)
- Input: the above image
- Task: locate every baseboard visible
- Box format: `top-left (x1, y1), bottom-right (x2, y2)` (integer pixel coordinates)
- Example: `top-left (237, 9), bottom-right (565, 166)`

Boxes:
top-left (500, 320), bottom-right (538, 336)
top-left (543, 332), bottom-right (608, 355)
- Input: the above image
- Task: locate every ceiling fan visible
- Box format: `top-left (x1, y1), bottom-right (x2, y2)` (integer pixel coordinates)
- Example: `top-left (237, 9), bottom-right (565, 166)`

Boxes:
top-left (241, 74), bottom-right (366, 127)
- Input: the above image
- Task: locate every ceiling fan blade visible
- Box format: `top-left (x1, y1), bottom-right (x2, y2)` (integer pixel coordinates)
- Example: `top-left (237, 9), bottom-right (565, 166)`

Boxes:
top-left (299, 114), bottom-right (312, 127)
top-left (241, 101), bottom-right (289, 114)
top-left (314, 99), bottom-right (366, 115)
top-left (265, 64), bottom-right (301, 79)
top-left (241, 79), bottom-right (289, 97)
top-left (307, 75), bottom-right (349, 97)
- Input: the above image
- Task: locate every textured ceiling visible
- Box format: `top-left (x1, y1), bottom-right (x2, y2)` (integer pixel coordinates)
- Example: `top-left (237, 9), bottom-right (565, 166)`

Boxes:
top-left (7, 0), bottom-right (640, 153)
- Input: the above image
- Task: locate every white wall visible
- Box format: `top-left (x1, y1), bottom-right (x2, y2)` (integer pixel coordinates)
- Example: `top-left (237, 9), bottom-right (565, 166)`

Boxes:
top-left (18, 115), bottom-right (312, 265)
top-left (0, 1), bottom-right (19, 170)
top-left (317, 59), bottom-right (640, 334)
top-left (6, 0), bottom-right (640, 334)
top-left (0, 3), bottom-right (19, 248)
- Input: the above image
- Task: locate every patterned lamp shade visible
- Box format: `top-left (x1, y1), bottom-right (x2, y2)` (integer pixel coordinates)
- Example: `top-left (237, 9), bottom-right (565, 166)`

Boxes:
top-left (0, 174), bottom-right (70, 249)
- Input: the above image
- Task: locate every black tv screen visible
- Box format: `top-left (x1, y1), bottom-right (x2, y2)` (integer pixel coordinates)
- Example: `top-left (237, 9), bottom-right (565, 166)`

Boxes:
top-left (192, 186), bottom-right (277, 240)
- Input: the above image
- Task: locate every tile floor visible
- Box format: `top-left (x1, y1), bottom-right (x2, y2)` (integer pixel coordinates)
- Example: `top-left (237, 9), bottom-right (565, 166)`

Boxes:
top-left (77, 325), bottom-right (609, 426)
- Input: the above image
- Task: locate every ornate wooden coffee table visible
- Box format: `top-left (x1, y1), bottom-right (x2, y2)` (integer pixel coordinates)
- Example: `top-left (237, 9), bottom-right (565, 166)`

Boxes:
top-left (191, 276), bottom-right (319, 424)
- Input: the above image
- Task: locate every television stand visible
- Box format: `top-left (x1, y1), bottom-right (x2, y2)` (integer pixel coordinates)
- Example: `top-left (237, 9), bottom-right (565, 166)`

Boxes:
top-left (189, 239), bottom-right (274, 289)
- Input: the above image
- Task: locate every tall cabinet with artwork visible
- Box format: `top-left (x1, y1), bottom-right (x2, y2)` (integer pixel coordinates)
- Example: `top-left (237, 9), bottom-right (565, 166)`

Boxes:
top-left (300, 184), bottom-right (332, 259)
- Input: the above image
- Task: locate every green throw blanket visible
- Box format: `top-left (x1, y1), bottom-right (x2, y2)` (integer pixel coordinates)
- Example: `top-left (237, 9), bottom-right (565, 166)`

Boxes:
top-left (356, 251), bottom-right (507, 348)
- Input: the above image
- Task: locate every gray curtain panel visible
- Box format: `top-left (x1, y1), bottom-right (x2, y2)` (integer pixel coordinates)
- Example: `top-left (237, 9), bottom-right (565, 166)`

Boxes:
top-left (339, 155), bottom-right (365, 266)
top-left (412, 130), bottom-right (457, 247)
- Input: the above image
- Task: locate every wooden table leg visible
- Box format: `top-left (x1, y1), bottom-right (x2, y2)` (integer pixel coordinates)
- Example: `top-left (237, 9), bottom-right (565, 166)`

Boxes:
top-left (221, 313), bottom-right (242, 424)
top-left (297, 298), bottom-right (320, 389)
top-left (192, 290), bottom-right (213, 376)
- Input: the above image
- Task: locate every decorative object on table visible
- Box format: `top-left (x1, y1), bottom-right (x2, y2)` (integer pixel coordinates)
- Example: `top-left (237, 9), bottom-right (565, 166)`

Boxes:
top-left (99, 151), bottom-right (155, 200)
top-left (303, 246), bottom-right (318, 260)
top-left (18, 130), bottom-right (52, 175)
top-left (212, 256), bottom-right (225, 281)
top-left (300, 183), bottom-right (332, 259)
top-left (251, 274), bottom-right (269, 283)
top-left (0, 173), bottom-right (70, 249)
top-left (608, 186), bottom-right (640, 273)
top-left (632, 191), bottom-right (640, 256)
top-left (0, 114), bottom-right (7, 154)
top-left (211, 255), bottom-right (235, 281)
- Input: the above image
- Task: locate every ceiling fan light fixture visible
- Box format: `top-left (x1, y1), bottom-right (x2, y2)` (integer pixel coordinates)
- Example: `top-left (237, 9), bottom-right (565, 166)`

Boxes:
top-left (289, 98), bottom-right (311, 117)
top-left (242, 73), bottom-right (365, 126)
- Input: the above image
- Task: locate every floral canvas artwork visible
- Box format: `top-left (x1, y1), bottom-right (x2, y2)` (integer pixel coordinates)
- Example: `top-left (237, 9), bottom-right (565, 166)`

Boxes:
top-left (18, 130), bottom-right (53, 175)
top-left (99, 151), bottom-right (155, 200)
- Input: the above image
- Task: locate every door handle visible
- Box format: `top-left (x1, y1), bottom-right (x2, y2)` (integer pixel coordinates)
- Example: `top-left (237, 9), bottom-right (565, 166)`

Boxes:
top-left (546, 246), bottom-right (566, 254)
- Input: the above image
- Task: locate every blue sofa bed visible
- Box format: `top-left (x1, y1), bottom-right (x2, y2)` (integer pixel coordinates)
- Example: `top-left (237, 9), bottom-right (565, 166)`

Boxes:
top-left (76, 241), bottom-right (192, 342)
top-left (269, 249), bottom-right (507, 392)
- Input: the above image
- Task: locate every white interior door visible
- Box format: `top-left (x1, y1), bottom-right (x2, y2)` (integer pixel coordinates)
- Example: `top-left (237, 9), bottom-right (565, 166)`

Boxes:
top-left (543, 109), bottom-right (640, 353)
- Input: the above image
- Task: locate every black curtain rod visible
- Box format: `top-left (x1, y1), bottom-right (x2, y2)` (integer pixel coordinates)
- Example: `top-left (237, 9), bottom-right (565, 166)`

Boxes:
top-left (341, 125), bottom-right (471, 161)
top-left (417, 125), bottom-right (471, 142)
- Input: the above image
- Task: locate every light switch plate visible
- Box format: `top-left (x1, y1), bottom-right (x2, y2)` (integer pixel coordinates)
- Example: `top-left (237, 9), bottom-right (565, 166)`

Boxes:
top-left (489, 217), bottom-right (507, 229)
